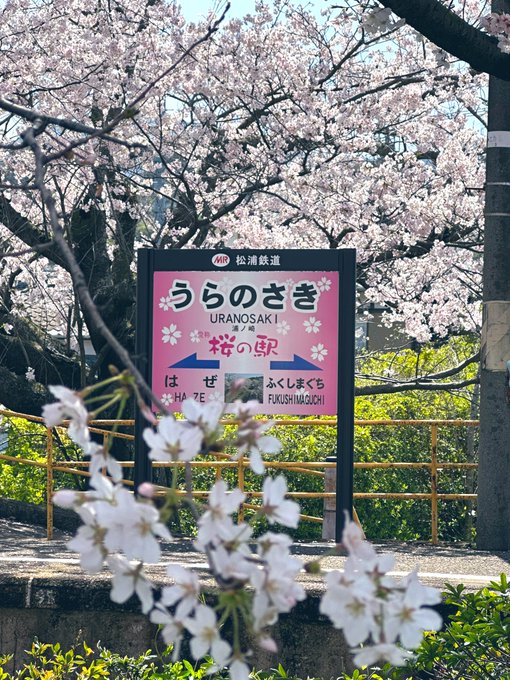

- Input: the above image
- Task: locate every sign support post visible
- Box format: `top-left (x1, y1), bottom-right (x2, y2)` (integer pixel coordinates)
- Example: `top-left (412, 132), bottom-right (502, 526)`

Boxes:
top-left (336, 250), bottom-right (356, 541)
top-left (135, 248), bottom-right (154, 489)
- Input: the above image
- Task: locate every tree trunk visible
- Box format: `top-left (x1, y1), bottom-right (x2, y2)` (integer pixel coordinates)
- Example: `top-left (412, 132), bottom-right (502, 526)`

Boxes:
top-left (477, 2), bottom-right (510, 550)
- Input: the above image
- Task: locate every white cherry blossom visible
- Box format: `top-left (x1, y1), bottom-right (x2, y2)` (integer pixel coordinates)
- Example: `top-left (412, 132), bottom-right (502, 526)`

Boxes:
top-left (303, 316), bottom-right (321, 334)
top-left (384, 572), bottom-right (442, 649)
top-left (67, 520), bottom-right (107, 573)
top-left (310, 343), bottom-right (328, 362)
top-left (160, 564), bottom-right (200, 619)
top-left (352, 644), bottom-right (414, 668)
top-left (261, 475), bottom-right (300, 528)
top-left (210, 544), bottom-right (255, 584)
top-left (107, 555), bottom-right (154, 614)
top-left (150, 605), bottom-right (185, 660)
top-left (42, 385), bottom-right (89, 446)
top-left (196, 479), bottom-right (247, 548)
top-left (87, 442), bottom-right (123, 482)
top-left (162, 324), bottom-right (182, 345)
top-left (229, 659), bottom-right (251, 680)
top-left (181, 399), bottom-right (224, 438)
top-left (320, 570), bottom-right (378, 646)
top-left (143, 416), bottom-right (203, 463)
top-left (232, 404), bottom-right (282, 474)
top-left (52, 489), bottom-right (81, 508)
top-left (122, 503), bottom-right (171, 563)
top-left (185, 605), bottom-right (232, 666)
top-left (251, 548), bottom-right (305, 615)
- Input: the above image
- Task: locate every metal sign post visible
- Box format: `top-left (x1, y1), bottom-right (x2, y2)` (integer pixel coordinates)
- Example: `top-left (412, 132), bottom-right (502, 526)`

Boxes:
top-left (135, 249), bottom-right (355, 539)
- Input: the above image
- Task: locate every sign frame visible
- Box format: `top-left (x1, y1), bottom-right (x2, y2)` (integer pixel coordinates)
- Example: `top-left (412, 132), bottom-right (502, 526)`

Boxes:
top-left (135, 248), bottom-right (355, 540)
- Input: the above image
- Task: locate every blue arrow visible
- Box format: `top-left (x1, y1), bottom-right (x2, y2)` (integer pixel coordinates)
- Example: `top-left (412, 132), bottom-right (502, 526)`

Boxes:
top-left (270, 354), bottom-right (321, 371)
top-left (169, 353), bottom-right (220, 369)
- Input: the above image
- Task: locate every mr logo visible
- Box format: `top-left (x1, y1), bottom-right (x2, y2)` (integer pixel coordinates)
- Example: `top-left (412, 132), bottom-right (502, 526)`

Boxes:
top-left (212, 253), bottom-right (230, 267)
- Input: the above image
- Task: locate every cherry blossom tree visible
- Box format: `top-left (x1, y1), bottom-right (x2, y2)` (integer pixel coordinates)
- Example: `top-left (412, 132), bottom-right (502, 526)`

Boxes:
top-left (0, 0), bottom-right (486, 415)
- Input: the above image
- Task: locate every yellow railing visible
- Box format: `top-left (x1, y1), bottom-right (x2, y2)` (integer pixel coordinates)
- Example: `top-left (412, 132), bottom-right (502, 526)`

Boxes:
top-left (0, 409), bottom-right (478, 544)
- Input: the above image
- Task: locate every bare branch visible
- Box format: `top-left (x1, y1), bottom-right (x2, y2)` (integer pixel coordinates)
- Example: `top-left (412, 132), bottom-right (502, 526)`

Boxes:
top-left (357, 351), bottom-right (480, 385)
top-left (356, 377), bottom-right (479, 396)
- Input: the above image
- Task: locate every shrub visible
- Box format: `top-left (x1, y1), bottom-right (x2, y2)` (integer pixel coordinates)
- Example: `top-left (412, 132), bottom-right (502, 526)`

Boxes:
top-left (0, 640), bottom-right (219, 680)
top-left (0, 416), bottom-right (86, 505)
top-left (391, 574), bottom-right (510, 679)
top-left (0, 418), bottom-right (47, 504)
top-left (353, 339), bottom-right (479, 542)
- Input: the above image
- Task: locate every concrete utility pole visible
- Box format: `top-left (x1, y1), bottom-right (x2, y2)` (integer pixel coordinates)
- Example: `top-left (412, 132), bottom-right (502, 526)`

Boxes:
top-left (477, 0), bottom-right (510, 550)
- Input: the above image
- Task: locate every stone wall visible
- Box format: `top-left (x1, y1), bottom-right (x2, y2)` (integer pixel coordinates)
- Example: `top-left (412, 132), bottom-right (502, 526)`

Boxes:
top-left (0, 573), bottom-right (354, 678)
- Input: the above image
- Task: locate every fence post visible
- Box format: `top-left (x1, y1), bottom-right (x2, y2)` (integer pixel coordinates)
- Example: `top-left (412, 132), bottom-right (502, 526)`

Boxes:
top-left (215, 461), bottom-right (222, 481)
top-left (431, 424), bottom-right (438, 545)
top-left (46, 428), bottom-right (54, 541)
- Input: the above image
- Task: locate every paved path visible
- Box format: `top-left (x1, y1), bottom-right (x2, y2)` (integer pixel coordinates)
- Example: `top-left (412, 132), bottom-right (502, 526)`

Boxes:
top-left (1, 518), bottom-right (509, 592)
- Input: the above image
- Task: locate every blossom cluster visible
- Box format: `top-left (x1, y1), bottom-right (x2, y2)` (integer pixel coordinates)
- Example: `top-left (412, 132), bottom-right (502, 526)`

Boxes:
top-left (481, 13), bottom-right (510, 53)
top-left (45, 386), bottom-right (441, 677)
top-left (361, 7), bottom-right (403, 36)
top-left (320, 519), bottom-right (441, 667)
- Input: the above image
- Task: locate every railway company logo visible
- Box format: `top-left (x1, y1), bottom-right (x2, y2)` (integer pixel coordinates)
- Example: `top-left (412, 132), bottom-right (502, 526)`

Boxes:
top-left (211, 253), bottom-right (230, 267)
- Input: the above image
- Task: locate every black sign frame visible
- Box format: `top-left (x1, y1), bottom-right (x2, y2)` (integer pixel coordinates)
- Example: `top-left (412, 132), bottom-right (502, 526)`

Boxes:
top-left (135, 248), bottom-right (355, 540)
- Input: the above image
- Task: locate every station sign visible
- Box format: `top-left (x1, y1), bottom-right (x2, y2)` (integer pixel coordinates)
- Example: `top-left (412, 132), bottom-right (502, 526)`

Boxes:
top-left (135, 248), bottom-right (356, 539)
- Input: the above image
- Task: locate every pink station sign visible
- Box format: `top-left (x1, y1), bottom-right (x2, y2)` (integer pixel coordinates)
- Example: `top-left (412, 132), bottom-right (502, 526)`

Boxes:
top-left (151, 267), bottom-right (340, 415)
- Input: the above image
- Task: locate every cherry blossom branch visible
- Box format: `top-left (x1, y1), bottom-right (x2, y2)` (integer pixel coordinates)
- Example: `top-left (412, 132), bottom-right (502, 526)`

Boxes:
top-left (42, 6), bottom-right (231, 166)
top-left (0, 99), bottom-right (139, 151)
top-left (0, 195), bottom-right (70, 270)
top-left (0, 241), bottom-right (56, 258)
top-left (0, 5), bottom-right (230, 166)
top-left (22, 126), bottom-right (164, 410)
top-left (48, 390), bottom-right (443, 676)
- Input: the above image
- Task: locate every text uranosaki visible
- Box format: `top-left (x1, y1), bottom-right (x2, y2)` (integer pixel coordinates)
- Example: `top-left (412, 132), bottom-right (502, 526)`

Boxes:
top-left (209, 313), bottom-right (278, 324)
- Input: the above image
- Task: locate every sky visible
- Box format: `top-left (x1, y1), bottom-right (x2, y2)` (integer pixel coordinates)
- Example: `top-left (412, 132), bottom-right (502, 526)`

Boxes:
top-left (180, 0), bottom-right (257, 22)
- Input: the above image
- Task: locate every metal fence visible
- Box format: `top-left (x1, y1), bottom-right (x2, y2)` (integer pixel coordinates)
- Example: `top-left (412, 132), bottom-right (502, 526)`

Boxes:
top-left (0, 409), bottom-right (478, 543)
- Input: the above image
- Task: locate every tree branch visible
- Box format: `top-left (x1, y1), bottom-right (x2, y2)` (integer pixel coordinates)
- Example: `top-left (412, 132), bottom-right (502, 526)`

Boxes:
top-left (356, 377), bottom-right (479, 396)
top-left (22, 127), bottom-right (164, 411)
top-left (374, 0), bottom-right (510, 79)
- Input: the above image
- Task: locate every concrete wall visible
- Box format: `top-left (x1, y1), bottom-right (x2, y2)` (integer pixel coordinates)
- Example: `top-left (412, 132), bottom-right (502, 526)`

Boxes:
top-left (0, 574), bottom-right (354, 679)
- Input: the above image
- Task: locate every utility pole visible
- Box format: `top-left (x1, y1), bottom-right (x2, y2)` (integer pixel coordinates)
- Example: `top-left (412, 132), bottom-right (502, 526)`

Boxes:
top-left (476, 0), bottom-right (510, 550)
